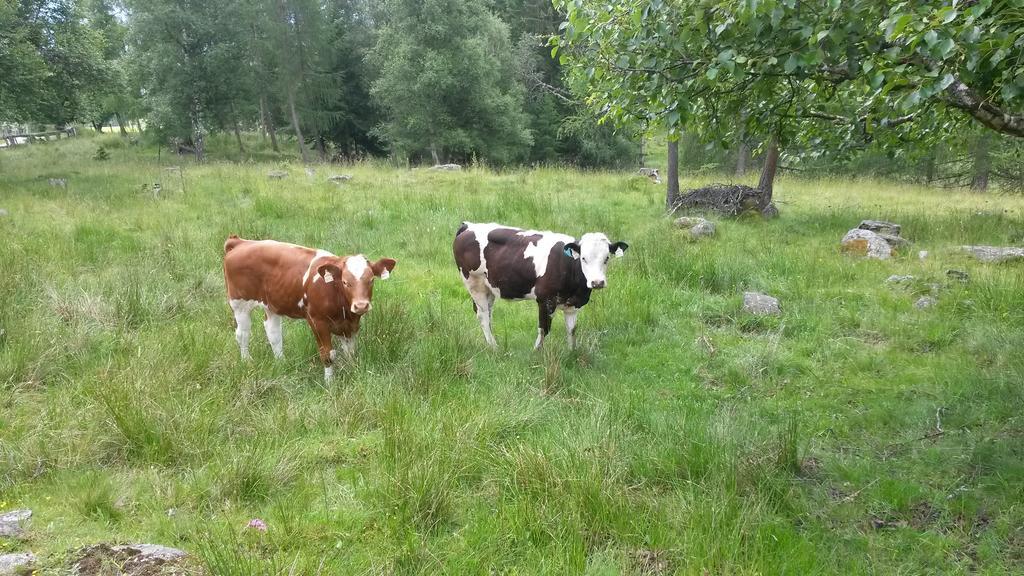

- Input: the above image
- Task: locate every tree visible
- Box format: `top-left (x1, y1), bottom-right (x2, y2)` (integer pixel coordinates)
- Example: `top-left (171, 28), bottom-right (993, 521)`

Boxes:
top-left (370, 0), bottom-right (532, 165)
top-left (554, 0), bottom-right (1024, 207)
top-left (1, 0), bottom-right (109, 125)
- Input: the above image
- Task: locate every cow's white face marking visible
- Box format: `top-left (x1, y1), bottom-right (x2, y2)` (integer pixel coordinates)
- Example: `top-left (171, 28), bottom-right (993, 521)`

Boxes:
top-left (577, 233), bottom-right (613, 288)
top-left (346, 255), bottom-right (370, 279)
top-left (520, 230), bottom-right (575, 278)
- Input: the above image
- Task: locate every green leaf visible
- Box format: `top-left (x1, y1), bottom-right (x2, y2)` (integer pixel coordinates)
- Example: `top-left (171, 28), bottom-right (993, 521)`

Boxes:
top-left (923, 30), bottom-right (938, 47)
top-left (705, 66), bottom-right (719, 80)
top-left (784, 54), bottom-right (799, 73)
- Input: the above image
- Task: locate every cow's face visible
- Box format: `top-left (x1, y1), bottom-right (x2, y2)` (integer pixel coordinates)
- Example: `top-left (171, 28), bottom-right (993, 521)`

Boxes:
top-left (318, 255), bottom-right (397, 315)
top-left (564, 233), bottom-right (628, 289)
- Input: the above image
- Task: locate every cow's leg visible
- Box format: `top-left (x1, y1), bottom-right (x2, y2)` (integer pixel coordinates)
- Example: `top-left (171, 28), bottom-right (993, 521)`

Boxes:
top-left (465, 275), bottom-right (497, 348)
top-left (230, 299), bottom-right (256, 360)
top-left (535, 299), bottom-right (555, 351)
top-left (563, 306), bottom-right (579, 349)
top-left (263, 311), bottom-right (284, 359)
top-left (307, 318), bottom-right (335, 381)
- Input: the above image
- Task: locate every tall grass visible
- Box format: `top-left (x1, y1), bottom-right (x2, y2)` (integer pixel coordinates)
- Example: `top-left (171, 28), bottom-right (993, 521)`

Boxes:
top-left (1, 133), bottom-right (1022, 574)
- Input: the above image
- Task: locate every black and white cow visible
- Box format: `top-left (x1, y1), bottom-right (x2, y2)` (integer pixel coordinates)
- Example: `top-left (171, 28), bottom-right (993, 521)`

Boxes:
top-left (453, 222), bottom-right (628, 349)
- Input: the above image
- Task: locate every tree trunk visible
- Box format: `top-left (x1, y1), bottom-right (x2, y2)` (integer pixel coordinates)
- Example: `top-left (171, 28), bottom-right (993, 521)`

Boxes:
top-left (315, 135), bottom-right (327, 161)
top-left (666, 139), bottom-right (680, 210)
top-left (971, 132), bottom-right (991, 192)
top-left (924, 149), bottom-right (936, 185)
top-left (757, 135), bottom-right (780, 201)
top-left (259, 97), bottom-right (268, 138)
top-left (638, 136), bottom-right (646, 167)
top-left (115, 112), bottom-right (128, 136)
top-left (430, 143), bottom-right (440, 165)
top-left (287, 88), bottom-right (309, 163)
top-left (234, 120), bottom-right (245, 154)
top-left (262, 96), bottom-right (280, 152)
top-left (191, 96), bottom-right (204, 162)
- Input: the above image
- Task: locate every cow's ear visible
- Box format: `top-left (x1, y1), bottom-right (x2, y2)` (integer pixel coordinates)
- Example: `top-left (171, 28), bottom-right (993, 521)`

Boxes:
top-left (610, 241), bottom-right (629, 257)
top-left (317, 263), bottom-right (343, 283)
top-left (563, 242), bottom-right (581, 260)
top-left (371, 258), bottom-right (397, 279)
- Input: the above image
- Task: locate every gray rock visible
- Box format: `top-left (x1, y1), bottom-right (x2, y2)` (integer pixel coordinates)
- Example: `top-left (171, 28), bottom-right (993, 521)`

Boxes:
top-left (841, 229), bottom-right (892, 260)
top-left (0, 510), bottom-right (31, 539)
top-left (743, 292), bottom-right (781, 316)
top-left (914, 296), bottom-right (937, 310)
top-left (638, 167), bottom-right (661, 183)
top-left (918, 250), bottom-right (929, 260)
top-left (267, 170), bottom-right (289, 179)
top-left (674, 216), bottom-right (715, 239)
top-left (961, 245), bottom-right (1024, 263)
top-left (674, 216), bottom-right (706, 228)
top-left (72, 543), bottom-right (188, 576)
top-left (327, 174), bottom-right (353, 183)
top-left (689, 220), bottom-right (716, 239)
top-left (0, 209), bottom-right (8, 217)
top-left (886, 275), bottom-right (915, 284)
top-left (0, 552), bottom-right (36, 575)
top-left (48, 178), bottom-right (67, 188)
top-left (164, 166), bottom-right (180, 172)
top-left (430, 163), bottom-right (462, 171)
top-left (946, 269), bottom-right (969, 283)
top-left (304, 167), bottom-right (316, 177)
top-left (877, 233), bottom-right (910, 250)
top-left (858, 220), bottom-right (901, 236)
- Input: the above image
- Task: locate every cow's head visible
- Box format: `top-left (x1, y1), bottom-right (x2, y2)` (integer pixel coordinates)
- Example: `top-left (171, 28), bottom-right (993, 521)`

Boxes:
top-left (317, 255), bottom-right (397, 315)
top-left (563, 233), bottom-right (628, 289)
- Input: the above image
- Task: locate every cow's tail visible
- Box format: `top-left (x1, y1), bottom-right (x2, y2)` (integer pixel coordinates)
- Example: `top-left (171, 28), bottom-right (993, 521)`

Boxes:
top-left (455, 222), bottom-right (469, 239)
top-left (224, 234), bottom-right (243, 254)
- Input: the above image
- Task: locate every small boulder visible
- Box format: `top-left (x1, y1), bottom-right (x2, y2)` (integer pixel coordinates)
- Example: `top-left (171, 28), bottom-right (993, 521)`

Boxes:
top-left (0, 209), bottom-right (8, 217)
top-left (742, 292), bottom-right (781, 316)
top-left (0, 552), bottom-right (35, 575)
top-left (886, 275), bottom-right (915, 285)
top-left (841, 229), bottom-right (891, 260)
top-left (637, 167), bottom-right (661, 183)
top-left (918, 250), bottom-right (929, 260)
top-left (674, 216), bottom-right (715, 239)
top-left (164, 166), bottom-right (180, 172)
top-left (72, 544), bottom-right (189, 576)
top-left (267, 170), bottom-right (289, 180)
top-left (430, 163), bottom-right (462, 171)
top-left (914, 296), bottom-right (937, 310)
top-left (674, 216), bottom-right (705, 228)
top-left (0, 510), bottom-right (31, 539)
top-left (48, 178), bottom-right (67, 188)
top-left (961, 245), bottom-right (1024, 263)
top-left (689, 220), bottom-right (716, 239)
top-left (946, 269), bottom-right (969, 283)
top-left (877, 233), bottom-right (910, 251)
top-left (327, 174), bottom-right (353, 183)
top-left (859, 220), bottom-right (901, 236)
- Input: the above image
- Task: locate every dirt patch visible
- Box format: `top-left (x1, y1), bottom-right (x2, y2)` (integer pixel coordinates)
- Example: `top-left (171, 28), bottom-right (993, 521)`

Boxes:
top-left (630, 549), bottom-right (671, 575)
top-left (72, 544), bottom-right (197, 576)
top-left (798, 456), bottom-right (822, 478)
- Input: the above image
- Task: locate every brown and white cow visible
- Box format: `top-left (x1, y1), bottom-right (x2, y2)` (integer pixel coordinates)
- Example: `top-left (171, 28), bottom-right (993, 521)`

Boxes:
top-left (223, 236), bottom-right (396, 380)
top-left (453, 222), bottom-right (628, 350)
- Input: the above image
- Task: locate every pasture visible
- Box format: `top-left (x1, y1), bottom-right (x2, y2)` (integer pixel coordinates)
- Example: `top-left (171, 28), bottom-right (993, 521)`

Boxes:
top-left (1, 135), bottom-right (1023, 574)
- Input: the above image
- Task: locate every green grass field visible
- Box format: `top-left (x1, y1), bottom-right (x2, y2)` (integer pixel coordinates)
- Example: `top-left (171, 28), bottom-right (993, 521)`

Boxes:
top-left (2, 134), bottom-right (1023, 574)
